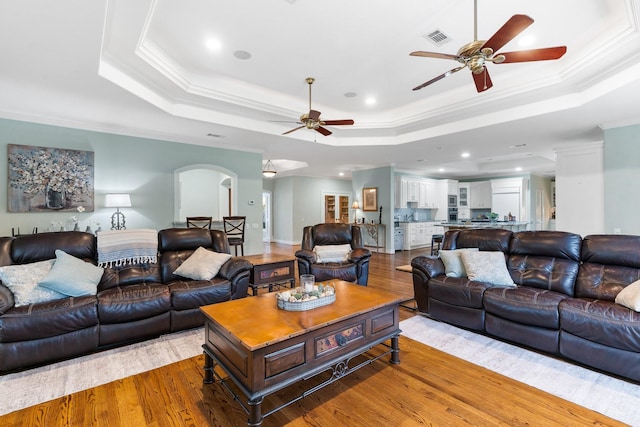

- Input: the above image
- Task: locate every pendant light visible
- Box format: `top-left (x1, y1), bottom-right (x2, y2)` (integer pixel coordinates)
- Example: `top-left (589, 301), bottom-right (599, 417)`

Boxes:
top-left (262, 160), bottom-right (277, 178)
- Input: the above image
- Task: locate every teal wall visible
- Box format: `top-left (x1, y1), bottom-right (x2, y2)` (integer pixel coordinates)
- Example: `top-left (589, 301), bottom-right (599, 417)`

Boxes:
top-left (1, 118), bottom-right (265, 254)
top-left (353, 166), bottom-right (394, 253)
top-left (270, 176), bottom-right (353, 245)
top-left (604, 124), bottom-right (640, 235)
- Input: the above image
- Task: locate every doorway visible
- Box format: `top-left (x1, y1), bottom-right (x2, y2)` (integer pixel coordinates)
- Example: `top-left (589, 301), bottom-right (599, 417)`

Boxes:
top-left (173, 165), bottom-right (237, 223)
top-left (323, 193), bottom-right (350, 223)
top-left (262, 191), bottom-right (272, 242)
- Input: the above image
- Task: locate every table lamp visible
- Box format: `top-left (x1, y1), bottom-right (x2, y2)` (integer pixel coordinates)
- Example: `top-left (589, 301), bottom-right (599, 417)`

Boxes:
top-left (105, 193), bottom-right (131, 230)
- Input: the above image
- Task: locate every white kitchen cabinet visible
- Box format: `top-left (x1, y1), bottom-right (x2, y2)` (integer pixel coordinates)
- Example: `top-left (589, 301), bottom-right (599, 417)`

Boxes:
top-left (458, 183), bottom-right (470, 207)
top-left (469, 181), bottom-right (492, 209)
top-left (394, 176), bottom-right (406, 208)
top-left (433, 180), bottom-right (448, 220)
top-left (418, 180), bottom-right (436, 208)
top-left (407, 179), bottom-right (420, 203)
top-left (402, 221), bottom-right (444, 249)
top-left (458, 206), bottom-right (471, 220)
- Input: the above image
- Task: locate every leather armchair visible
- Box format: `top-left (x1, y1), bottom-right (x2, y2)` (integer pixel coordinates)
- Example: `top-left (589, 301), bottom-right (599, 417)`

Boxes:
top-left (295, 223), bottom-right (371, 285)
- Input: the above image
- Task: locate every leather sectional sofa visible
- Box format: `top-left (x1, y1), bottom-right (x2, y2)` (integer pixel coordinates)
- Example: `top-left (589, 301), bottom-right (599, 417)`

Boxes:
top-left (411, 228), bottom-right (640, 382)
top-left (0, 228), bottom-right (252, 373)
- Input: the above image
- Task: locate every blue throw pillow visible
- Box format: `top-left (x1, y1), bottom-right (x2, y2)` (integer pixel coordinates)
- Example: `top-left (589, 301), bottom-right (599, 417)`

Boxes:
top-left (38, 250), bottom-right (104, 297)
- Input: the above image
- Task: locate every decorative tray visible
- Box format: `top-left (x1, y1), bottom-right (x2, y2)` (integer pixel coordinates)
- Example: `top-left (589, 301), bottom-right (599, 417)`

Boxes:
top-left (276, 283), bottom-right (336, 311)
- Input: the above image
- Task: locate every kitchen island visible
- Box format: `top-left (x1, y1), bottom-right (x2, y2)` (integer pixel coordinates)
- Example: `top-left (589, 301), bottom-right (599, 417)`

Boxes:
top-left (440, 221), bottom-right (529, 232)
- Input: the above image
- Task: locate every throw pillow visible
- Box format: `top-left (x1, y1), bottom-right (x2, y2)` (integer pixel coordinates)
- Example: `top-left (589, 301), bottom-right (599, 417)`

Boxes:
top-left (173, 246), bottom-right (232, 280)
top-left (38, 250), bottom-right (104, 297)
top-left (460, 251), bottom-right (516, 287)
top-left (615, 279), bottom-right (640, 312)
top-left (313, 244), bottom-right (352, 263)
top-left (0, 259), bottom-right (66, 307)
top-left (439, 248), bottom-right (479, 277)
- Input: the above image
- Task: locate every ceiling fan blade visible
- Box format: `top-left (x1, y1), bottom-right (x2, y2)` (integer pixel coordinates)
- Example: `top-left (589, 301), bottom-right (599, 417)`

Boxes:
top-left (282, 125), bottom-right (305, 135)
top-left (316, 126), bottom-right (332, 136)
top-left (499, 46), bottom-right (567, 63)
top-left (308, 109), bottom-right (321, 121)
top-left (482, 14), bottom-right (534, 53)
top-left (322, 119), bottom-right (354, 126)
top-left (412, 66), bottom-right (466, 91)
top-left (410, 51), bottom-right (460, 61)
top-left (472, 68), bottom-right (493, 92)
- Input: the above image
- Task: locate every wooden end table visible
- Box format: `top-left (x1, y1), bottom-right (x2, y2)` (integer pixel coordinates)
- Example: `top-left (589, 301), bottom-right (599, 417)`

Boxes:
top-left (200, 280), bottom-right (403, 426)
top-left (240, 254), bottom-right (296, 296)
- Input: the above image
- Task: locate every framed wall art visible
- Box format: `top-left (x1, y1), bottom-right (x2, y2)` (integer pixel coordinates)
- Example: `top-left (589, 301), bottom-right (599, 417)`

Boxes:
top-left (362, 187), bottom-right (378, 211)
top-left (7, 144), bottom-right (95, 212)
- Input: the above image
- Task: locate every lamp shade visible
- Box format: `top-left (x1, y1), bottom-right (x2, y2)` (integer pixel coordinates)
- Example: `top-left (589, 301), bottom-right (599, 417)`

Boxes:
top-left (351, 201), bottom-right (359, 209)
top-left (105, 193), bottom-right (132, 208)
top-left (262, 160), bottom-right (277, 178)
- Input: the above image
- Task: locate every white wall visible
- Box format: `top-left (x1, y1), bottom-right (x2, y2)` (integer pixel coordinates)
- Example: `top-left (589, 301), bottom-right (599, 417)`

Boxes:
top-left (555, 142), bottom-right (604, 236)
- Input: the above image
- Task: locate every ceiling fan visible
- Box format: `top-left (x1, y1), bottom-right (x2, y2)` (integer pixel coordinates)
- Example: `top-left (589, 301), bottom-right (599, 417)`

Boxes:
top-left (281, 77), bottom-right (354, 136)
top-left (410, 0), bottom-right (567, 93)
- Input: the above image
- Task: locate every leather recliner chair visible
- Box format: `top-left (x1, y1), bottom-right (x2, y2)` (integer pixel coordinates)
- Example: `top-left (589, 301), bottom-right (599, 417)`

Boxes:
top-left (295, 223), bottom-right (371, 285)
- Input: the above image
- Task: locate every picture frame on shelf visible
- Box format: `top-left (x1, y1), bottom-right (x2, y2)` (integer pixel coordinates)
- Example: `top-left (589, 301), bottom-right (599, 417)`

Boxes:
top-left (362, 187), bottom-right (378, 211)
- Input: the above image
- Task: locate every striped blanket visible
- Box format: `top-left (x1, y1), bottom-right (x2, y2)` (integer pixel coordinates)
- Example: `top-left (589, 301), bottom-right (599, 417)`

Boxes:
top-left (97, 229), bottom-right (158, 267)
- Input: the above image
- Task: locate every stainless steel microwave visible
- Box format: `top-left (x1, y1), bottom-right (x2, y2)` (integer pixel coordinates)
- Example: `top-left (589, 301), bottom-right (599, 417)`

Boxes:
top-left (448, 195), bottom-right (458, 208)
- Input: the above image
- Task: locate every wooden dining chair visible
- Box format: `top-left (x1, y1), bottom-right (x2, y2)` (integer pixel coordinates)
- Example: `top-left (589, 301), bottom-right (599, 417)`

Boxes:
top-left (223, 216), bottom-right (246, 256)
top-left (186, 216), bottom-right (213, 229)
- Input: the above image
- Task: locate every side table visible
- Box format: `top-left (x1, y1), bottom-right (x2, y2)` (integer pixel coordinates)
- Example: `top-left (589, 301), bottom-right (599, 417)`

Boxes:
top-left (240, 254), bottom-right (296, 296)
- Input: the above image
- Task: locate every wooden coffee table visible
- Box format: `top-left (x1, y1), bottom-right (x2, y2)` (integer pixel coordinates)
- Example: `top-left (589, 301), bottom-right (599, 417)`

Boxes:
top-left (200, 280), bottom-right (403, 426)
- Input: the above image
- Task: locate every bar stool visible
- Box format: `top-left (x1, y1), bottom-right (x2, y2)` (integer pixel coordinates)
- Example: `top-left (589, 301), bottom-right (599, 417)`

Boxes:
top-left (431, 234), bottom-right (444, 256)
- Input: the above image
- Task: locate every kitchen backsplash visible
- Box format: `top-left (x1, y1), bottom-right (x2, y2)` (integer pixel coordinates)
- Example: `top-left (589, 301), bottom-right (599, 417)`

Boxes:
top-left (394, 208), bottom-right (437, 222)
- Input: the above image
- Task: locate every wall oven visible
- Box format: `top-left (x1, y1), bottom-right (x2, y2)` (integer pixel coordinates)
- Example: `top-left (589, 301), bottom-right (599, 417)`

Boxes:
top-left (448, 195), bottom-right (458, 208)
top-left (448, 207), bottom-right (458, 222)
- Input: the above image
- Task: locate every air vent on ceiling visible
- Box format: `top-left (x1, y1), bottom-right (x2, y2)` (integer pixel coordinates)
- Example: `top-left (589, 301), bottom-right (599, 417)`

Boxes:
top-left (423, 29), bottom-right (451, 46)
top-left (206, 133), bottom-right (225, 138)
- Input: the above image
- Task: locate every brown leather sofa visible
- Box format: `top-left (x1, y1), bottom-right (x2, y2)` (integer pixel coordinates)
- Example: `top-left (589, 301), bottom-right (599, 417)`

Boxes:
top-left (295, 223), bottom-right (371, 285)
top-left (0, 228), bottom-right (252, 373)
top-left (412, 228), bottom-right (640, 382)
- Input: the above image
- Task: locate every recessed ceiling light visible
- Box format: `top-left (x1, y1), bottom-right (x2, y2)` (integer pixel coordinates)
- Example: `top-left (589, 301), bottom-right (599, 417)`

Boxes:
top-left (233, 50), bottom-right (251, 60)
top-left (339, 172), bottom-right (344, 176)
top-left (515, 166), bottom-right (523, 171)
top-left (365, 97), bottom-right (376, 105)
top-left (344, 92), bottom-right (357, 98)
top-left (205, 39), bottom-right (222, 51)
top-left (438, 168), bottom-right (445, 172)
top-left (461, 152), bottom-right (470, 158)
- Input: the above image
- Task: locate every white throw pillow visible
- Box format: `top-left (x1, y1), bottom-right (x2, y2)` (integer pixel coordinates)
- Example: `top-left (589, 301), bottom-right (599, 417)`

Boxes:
top-left (439, 248), bottom-right (479, 278)
top-left (0, 259), bottom-right (66, 306)
top-left (173, 246), bottom-right (232, 280)
top-left (460, 251), bottom-right (516, 287)
top-left (615, 279), bottom-right (640, 311)
top-left (39, 250), bottom-right (104, 297)
top-left (313, 244), bottom-right (352, 263)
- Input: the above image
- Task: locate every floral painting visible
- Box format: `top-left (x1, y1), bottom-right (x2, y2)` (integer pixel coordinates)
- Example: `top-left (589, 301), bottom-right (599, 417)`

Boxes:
top-left (8, 144), bottom-right (94, 212)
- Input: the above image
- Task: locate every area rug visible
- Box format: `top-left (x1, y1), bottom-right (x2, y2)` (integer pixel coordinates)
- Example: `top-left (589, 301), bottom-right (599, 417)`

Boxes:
top-left (400, 315), bottom-right (640, 426)
top-left (0, 328), bottom-right (204, 416)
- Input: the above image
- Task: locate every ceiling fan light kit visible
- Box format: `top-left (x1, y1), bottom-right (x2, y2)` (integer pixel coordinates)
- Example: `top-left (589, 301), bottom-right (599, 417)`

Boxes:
top-left (410, 0), bottom-right (567, 93)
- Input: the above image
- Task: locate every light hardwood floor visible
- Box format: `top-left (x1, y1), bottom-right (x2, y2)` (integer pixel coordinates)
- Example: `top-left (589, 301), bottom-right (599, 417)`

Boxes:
top-left (0, 243), bottom-right (624, 426)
